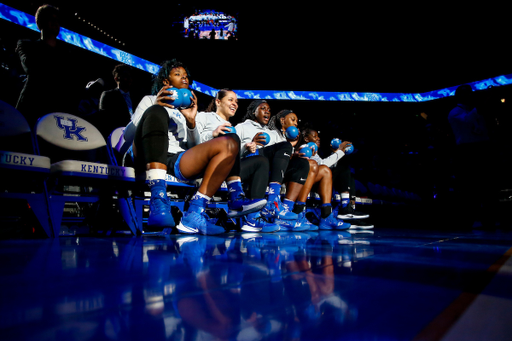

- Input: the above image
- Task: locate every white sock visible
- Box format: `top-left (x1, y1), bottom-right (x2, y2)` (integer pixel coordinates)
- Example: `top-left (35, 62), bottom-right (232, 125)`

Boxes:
top-left (193, 191), bottom-right (212, 202)
top-left (146, 169), bottom-right (167, 181)
top-left (341, 192), bottom-right (350, 207)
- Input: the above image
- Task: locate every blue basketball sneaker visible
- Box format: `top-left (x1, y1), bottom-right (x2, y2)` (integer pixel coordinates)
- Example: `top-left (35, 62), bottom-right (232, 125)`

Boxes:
top-left (241, 211), bottom-right (280, 233)
top-left (147, 179), bottom-right (175, 227)
top-left (226, 180), bottom-right (266, 217)
top-left (298, 211), bottom-right (318, 231)
top-left (261, 198), bottom-right (298, 221)
top-left (319, 212), bottom-right (351, 230)
top-left (177, 195), bottom-right (225, 235)
top-left (227, 195), bottom-right (267, 218)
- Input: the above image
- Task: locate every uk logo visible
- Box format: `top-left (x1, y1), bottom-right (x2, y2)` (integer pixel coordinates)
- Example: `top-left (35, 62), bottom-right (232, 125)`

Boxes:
top-left (54, 115), bottom-right (88, 142)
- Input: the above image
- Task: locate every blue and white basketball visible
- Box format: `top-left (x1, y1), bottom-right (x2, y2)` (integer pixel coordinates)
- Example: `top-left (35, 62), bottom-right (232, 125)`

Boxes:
top-left (307, 142), bottom-right (318, 153)
top-left (330, 138), bottom-right (341, 149)
top-left (300, 146), bottom-right (312, 158)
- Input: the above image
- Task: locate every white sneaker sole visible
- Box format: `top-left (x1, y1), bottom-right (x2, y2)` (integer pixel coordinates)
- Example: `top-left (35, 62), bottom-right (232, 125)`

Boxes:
top-left (337, 214), bottom-right (370, 220)
top-left (227, 200), bottom-right (267, 217)
top-left (241, 225), bottom-right (263, 232)
top-left (176, 222), bottom-right (199, 234)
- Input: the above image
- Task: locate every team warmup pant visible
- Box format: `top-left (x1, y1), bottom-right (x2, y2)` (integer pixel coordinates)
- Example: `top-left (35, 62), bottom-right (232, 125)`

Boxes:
top-left (331, 157), bottom-right (355, 197)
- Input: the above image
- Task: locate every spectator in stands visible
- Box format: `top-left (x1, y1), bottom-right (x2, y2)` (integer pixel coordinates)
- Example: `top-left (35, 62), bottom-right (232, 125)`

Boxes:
top-left (227, 20), bottom-right (235, 37)
top-left (15, 4), bottom-right (76, 127)
top-left (183, 16), bottom-right (189, 36)
top-left (94, 64), bottom-right (136, 139)
top-left (77, 78), bottom-right (104, 118)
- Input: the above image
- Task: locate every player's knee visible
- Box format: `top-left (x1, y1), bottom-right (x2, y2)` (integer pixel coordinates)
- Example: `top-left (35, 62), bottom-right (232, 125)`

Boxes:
top-left (220, 134), bottom-right (239, 156)
top-left (228, 132), bottom-right (241, 146)
top-left (319, 165), bottom-right (332, 177)
top-left (308, 159), bottom-right (319, 174)
top-left (276, 141), bottom-right (293, 154)
top-left (145, 105), bottom-right (168, 121)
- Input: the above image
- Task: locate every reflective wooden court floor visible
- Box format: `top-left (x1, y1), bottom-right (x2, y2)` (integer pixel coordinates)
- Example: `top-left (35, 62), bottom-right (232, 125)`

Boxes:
top-left (1, 227), bottom-right (512, 341)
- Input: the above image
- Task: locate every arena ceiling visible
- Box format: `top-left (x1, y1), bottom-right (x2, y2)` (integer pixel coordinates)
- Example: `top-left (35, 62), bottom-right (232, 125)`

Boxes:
top-left (2, 1), bottom-right (510, 94)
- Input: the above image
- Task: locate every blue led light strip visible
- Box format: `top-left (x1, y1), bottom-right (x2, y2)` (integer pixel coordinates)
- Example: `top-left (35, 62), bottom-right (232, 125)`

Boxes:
top-left (2, 3), bottom-right (512, 102)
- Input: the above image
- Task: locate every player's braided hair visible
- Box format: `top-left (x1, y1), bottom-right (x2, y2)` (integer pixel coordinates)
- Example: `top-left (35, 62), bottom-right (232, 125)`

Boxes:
top-left (267, 109), bottom-right (294, 132)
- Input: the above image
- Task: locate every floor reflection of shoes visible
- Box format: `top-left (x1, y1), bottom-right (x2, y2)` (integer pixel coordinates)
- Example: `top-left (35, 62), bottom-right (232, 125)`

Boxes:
top-left (348, 219), bottom-right (374, 229)
top-left (275, 218), bottom-right (310, 232)
top-left (317, 231), bottom-right (352, 245)
top-left (348, 230), bottom-right (375, 235)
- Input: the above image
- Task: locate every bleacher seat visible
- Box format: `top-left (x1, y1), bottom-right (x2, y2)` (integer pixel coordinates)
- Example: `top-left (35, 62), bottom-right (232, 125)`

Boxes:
top-left (35, 113), bottom-right (138, 236)
top-left (110, 123), bottom-right (199, 232)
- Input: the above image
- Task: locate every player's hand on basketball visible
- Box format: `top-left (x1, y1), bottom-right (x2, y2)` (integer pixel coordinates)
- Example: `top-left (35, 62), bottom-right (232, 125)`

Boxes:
top-left (340, 141), bottom-right (352, 152)
top-left (180, 91), bottom-right (198, 128)
top-left (213, 122), bottom-right (232, 138)
top-left (293, 150), bottom-right (308, 159)
top-left (252, 132), bottom-right (267, 146)
top-left (155, 85), bottom-right (176, 109)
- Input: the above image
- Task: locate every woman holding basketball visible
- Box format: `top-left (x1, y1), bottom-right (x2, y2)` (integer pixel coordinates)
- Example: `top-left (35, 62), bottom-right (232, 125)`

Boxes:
top-left (195, 90), bottom-right (278, 232)
top-left (235, 101), bottom-right (309, 231)
top-left (131, 59), bottom-right (242, 235)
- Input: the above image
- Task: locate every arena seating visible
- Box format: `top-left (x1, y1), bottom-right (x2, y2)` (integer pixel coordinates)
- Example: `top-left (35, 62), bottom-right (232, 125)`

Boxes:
top-left (1, 103), bottom-right (422, 237)
top-left (35, 113), bottom-right (138, 237)
top-left (110, 124), bottom-right (229, 233)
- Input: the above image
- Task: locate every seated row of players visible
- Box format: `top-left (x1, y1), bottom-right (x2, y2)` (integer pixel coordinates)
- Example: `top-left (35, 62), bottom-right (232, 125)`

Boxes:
top-left (131, 59), bottom-right (371, 235)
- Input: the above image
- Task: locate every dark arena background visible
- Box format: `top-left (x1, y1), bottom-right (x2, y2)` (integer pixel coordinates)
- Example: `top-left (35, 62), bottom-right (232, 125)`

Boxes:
top-left (1, 1), bottom-right (512, 340)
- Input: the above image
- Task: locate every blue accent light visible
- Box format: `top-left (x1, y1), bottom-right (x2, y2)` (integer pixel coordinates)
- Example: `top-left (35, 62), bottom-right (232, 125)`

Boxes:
top-left (2, 3), bottom-right (512, 102)
top-left (0, 3), bottom-right (161, 74)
